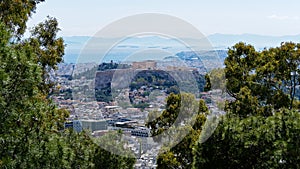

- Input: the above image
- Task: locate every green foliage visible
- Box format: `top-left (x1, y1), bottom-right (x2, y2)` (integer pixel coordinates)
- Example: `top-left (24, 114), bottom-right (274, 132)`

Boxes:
top-left (98, 61), bottom-right (130, 71)
top-left (225, 42), bottom-right (300, 117)
top-left (129, 70), bottom-right (178, 91)
top-left (157, 151), bottom-right (181, 169)
top-left (147, 93), bottom-right (208, 168)
top-left (146, 93), bottom-right (182, 140)
top-left (208, 68), bottom-right (226, 92)
top-left (27, 16), bottom-right (65, 93)
top-left (95, 87), bottom-right (113, 102)
top-left (166, 85), bottom-right (180, 94)
top-left (133, 103), bottom-right (150, 109)
top-left (29, 16), bottom-right (64, 70)
top-left (204, 74), bottom-right (211, 92)
top-left (0, 21), bottom-right (70, 167)
top-left (0, 1), bottom-right (135, 168)
top-left (0, 0), bottom-right (45, 38)
top-left (228, 86), bottom-right (262, 118)
top-left (193, 109), bottom-right (300, 169)
top-left (93, 132), bottom-right (136, 169)
top-left (193, 42), bottom-right (300, 169)
top-left (225, 42), bottom-right (259, 99)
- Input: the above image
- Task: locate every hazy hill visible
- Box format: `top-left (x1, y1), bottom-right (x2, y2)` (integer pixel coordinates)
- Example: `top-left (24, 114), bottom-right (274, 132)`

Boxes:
top-left (208, 33), bottom-right (300, 50)
top-left (63, 34), bottom-right (300, 63)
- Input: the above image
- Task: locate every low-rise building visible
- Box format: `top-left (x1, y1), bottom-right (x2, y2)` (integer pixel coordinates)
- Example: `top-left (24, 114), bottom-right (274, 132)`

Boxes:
top-left (81, 120), bottom-right (108, 132)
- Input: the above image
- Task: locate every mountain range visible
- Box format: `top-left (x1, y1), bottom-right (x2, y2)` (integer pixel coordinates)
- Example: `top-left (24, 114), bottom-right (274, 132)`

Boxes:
top-left (63, 34), bottom-right (300, 63)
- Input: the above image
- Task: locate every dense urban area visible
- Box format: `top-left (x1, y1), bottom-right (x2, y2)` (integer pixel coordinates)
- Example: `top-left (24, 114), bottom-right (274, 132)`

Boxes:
top-left (51, 59), bottom-right (226, 168)
top-left (1, 1), bottom-right (300, 169)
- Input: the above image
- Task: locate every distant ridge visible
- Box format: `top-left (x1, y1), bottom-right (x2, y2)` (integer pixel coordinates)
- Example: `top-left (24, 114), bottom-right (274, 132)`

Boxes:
top-left (63, 34), bottom-right (300, 63)
top-left (208, 33), bottom-right (300, 49)
top-left (64, 34), bottom-right (300, 49)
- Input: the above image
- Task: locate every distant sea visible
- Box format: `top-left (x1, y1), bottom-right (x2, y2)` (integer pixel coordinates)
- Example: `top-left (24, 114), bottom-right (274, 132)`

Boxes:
top-left (63, 34), bottom-right (300, 64)
top-left (65, 46), bottom-right (194, 64)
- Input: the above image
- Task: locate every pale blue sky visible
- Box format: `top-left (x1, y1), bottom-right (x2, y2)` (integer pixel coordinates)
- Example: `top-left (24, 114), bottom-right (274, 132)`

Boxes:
top-left (27, 0), bottom-right (300, 37)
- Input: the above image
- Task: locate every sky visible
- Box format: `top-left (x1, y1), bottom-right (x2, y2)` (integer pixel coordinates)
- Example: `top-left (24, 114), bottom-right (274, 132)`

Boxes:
top-left (27, 0), bottom-right (300, 37)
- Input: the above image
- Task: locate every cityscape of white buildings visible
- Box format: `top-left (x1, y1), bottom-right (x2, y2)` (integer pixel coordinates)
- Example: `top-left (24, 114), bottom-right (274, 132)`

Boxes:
top-left (52, 60), bottom-right (225, 168)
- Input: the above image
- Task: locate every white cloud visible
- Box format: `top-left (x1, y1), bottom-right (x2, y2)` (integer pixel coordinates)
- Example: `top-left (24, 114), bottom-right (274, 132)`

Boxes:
top-left (268, 14), bottom-right (299, 21)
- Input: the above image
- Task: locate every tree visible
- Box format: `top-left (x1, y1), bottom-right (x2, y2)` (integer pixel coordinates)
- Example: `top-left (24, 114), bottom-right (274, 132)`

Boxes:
top-left (210, 68), bottom-right (226, 93)
top-left (204, 74), bottom-right (211, 92)
top-left (0, 0), bottom-right (45, 38)
top-left (193, 42), bottom-right (300, 169)
top-left (146, 93), bottom-right (182, 141)
top-left (225, 42), bottom-right (300, 117)
top-left (0, 21), bottom-right (70, 167)
top-left (147, 93), bottom-right (208, 169)
top-left (268, 42), bottom-right (300, 109)
top-left (27, 16), bottom-right (65, 93)
top-left (225, 42), bottom-right (259, 99)
top-left (0, 1), bottom-right (135, 168)
top-left (93, 132), bottom-right (136, 169)
top-left (193, 109), bottom-right (300, 169)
